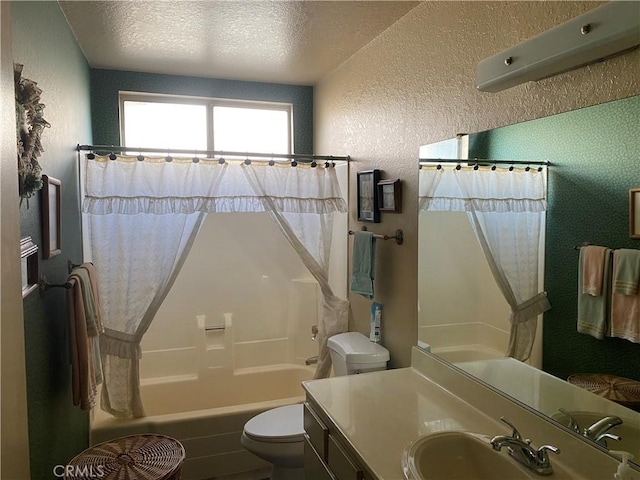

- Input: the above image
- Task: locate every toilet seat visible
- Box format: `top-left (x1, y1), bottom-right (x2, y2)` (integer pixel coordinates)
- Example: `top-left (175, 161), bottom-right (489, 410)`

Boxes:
top-left (243, 404), bottom-right (305, 444)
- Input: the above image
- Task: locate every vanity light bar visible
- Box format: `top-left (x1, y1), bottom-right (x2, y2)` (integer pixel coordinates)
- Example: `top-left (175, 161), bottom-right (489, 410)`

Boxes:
top-left (476, 2), bottom-right (640, 93)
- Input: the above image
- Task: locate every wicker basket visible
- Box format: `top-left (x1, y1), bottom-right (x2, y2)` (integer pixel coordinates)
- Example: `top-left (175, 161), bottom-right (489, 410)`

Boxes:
top-left (568, 373), bottom-right (640, 410)
top-left (65, 434), bottom-right (185, 480)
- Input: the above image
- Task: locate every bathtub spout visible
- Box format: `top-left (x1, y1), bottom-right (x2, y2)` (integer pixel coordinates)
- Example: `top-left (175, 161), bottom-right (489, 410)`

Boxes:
top-left (305, 356), bottom-right (318, 365)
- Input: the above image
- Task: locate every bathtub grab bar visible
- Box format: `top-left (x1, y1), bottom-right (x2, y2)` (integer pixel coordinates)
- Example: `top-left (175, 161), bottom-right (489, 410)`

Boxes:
top-left (204, 325), bottom-right (226, 331)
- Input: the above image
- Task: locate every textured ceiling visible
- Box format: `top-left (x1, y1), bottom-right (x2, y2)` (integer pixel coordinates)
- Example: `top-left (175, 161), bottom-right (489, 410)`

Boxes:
top-left (59, 1), bottom-right (420, 85)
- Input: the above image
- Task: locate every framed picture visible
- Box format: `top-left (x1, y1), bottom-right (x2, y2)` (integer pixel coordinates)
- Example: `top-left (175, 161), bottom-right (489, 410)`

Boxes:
top-left (377, 179), bottom-right (402, 213)
top-left (357, 169), bottom-right (380, 223)
top-left (20, 236), bottom-right (38, 297)
top-left (630, 188), bottom-right (640, 239)
top-left (42, 175), bottom-right (61, 259)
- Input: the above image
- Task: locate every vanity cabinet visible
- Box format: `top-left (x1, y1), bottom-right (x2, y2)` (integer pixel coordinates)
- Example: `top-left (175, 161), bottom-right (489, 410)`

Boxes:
top-left (303, 401), bottom-right (373, 480)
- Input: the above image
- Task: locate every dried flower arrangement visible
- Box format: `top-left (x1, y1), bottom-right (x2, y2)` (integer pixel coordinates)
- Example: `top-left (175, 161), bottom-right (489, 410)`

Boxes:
top-left (15, 63), bottom-right (50, 206)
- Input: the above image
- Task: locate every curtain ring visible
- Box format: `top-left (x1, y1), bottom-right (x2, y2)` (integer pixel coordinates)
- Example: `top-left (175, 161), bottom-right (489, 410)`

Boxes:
top-left (525, 165), bottom-right (531, 172)
top-left (165, 155), bottom-right (173, 162)
top-left (109, 152), bottom-right (117, 160)
top-left (473, 163), bottom-right (479, 170)
top-left (509, 165), bottom-right (514, 171)
top-left (218, 157), bottom-right (225, 165)
top-left (244, 158), bottom-right (251, 165)
top-left (455, 164), bottom-right (461, 170)
top-left (291, 160), bottom-right (298, 167)
top-left (324, 161), bottom-right (330, 168)
top-left (137, 152), bottom-right (144, 161)
top-left (192, 156), bottom-right (200, 163)
top-left (491, 164), bottom-right (497, 171)
top-left (269, 155), bottom-right (275, 166)
top-left (537, 166), bottom-right (543, 172)
top-left (87, 151), bottom-right (95, 160)
top-left (436, 164), bottom-right (442, 170)
top-left (311, 161), bottom-right (317, 168)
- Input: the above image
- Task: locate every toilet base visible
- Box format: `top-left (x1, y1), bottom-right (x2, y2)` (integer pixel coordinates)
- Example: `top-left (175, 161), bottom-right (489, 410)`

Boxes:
top-left (270, 465), bottom-right (304, 480)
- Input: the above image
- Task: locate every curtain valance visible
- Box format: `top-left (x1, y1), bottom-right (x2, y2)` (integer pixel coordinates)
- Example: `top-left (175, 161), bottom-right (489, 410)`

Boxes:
top-left (418, 165), bottom-right (547, 213)
top-left (83, 155), bottom-right (347, 215)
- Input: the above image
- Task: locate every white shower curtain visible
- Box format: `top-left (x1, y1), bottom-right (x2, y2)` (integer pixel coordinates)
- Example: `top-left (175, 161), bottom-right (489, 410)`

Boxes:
top-left (418, 164), bottom-right (550, 361)
top-left (83, 155), bottom-right (347, 417)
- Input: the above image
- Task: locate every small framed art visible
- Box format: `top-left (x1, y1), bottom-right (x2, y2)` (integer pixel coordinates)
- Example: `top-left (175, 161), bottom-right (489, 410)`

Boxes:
top-left (630, 188), bottom-right (640, 239)
top-left (377, 179), bottom-right (402, 213)
top-left (42, 175), bottom-right (61, 259)
top-left (357, 169), bottom-right (380, 223)
top-left (20, 236), bottom-right (38, 297)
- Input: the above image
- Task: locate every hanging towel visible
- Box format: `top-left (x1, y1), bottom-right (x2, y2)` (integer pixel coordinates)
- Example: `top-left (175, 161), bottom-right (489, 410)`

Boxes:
top-left (612, 249), bottom-right (640, 295)
top-left (610, 250), bottom-right (640, 344)
top-left (68, 277), bottom-right (98, 410)
top-left (582, 246), bottom-right (608, 296)
top-left (350, 231), bottom-right (376, 299)
top-left (577, 246), bottom-right (612, 339)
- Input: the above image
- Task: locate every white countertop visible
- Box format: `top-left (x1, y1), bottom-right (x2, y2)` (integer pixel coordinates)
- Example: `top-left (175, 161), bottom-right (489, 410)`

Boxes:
top-left (302, 347), bottom-right (640, 480)
top-left (303, 366), bottom-right (503, 479)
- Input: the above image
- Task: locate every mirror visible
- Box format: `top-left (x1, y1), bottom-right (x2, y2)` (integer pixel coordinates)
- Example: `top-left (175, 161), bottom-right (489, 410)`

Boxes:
top-left (417, 95), bottom-right (640, 465)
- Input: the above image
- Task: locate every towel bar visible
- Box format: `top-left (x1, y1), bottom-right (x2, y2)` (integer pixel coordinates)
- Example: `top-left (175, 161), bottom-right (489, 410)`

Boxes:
top-left (39, 275), bottom-right (72, 296)
top-left (348, 226), bottom-right (404, 245)
top-left (204, 325), bottom-right (226, 331)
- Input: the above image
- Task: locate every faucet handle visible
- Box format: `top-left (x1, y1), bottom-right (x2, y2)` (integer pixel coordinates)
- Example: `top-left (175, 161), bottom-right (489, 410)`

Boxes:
top-left (536, 444), bottom-right (560, 464)
top-left (499, 416), bottom-right (523, 440)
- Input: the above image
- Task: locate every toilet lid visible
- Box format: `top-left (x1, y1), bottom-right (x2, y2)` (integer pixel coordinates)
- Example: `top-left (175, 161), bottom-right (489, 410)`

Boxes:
top-left (243, 404), bottom-right (305, 443)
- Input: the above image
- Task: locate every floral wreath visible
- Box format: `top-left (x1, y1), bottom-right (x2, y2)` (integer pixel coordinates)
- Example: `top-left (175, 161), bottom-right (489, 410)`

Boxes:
top-left (15, 63), bottom-right (50, 205)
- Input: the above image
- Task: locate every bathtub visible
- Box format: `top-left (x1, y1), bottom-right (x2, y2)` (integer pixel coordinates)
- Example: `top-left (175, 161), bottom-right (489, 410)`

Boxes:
top-left (91, 363), bottom-right (315, 480)
top-left (431, 344), bottom-right (504, 364)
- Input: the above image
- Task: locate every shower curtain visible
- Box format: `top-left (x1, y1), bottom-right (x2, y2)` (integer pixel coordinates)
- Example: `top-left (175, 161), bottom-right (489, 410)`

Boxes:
top-left (418, 164), bottom-right (550, 361)
top-left (83, 154), bottom-right (347, 417)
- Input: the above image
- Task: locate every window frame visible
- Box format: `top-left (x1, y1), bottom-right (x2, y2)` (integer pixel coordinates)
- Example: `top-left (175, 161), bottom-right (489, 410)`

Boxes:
top-left (119, 91), bottom-right (293, 154)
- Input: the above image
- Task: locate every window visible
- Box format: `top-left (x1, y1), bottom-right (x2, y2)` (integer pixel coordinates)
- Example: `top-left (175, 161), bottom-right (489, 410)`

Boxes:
top-left (120, 93), bottom-right (292, 155)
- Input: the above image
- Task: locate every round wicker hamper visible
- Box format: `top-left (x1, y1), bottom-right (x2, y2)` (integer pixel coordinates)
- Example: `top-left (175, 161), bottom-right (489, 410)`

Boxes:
top-left (64, 434), bottom-right (185, 480)
top-left (567, 373), bottom-right (640, 411)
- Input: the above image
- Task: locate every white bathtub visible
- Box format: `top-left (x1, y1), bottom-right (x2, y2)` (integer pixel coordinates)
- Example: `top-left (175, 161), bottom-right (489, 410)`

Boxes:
top-left (91, 363), bottom-right (315, 480)
top-left (432, 344), bottom-right (505, 363)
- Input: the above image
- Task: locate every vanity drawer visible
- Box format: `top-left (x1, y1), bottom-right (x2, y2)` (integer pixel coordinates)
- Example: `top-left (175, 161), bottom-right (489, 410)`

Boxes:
top-left (304, 402), bottom-right (329, 461)
top-left (304, 435), bottom-right (336, 480)
top-left (327, 435), bottom-right (364, 480)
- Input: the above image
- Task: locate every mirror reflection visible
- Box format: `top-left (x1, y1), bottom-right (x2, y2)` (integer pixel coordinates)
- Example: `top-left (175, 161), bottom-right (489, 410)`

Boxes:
top-left (417, 95), bottom-right (640, 465)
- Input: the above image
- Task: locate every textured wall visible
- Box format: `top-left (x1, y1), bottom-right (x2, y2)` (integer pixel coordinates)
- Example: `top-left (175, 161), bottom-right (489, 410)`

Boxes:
top-left (1, 1), bottom-right (30, 477)
top-left (314, 1), bottom-right (640, 367)
top-left (478, 96), bottom-right (640, 381)
top-left (90, 69), bottom-right (313, 154)
top-left (12, 1), bottom-right (93, 477)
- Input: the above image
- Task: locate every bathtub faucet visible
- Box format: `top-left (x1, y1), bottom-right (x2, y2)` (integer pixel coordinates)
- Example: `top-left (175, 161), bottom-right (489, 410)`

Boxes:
top-left (311, 325), bottom-right (318, 341)
top-left (305, 356), bottom-right (318, 365)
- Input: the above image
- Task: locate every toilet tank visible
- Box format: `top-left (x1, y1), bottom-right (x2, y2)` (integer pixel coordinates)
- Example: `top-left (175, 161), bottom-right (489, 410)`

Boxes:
top-left (328, 332), bottom-right (390, 376)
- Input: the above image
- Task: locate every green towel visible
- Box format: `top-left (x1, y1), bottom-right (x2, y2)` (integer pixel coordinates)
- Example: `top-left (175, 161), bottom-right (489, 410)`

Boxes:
top-left (350, 231), bottom-right (376, 299)
top-left (577, 247), bottom-right (611, 339)
top-left (613, 249), bottom-right (640, 295)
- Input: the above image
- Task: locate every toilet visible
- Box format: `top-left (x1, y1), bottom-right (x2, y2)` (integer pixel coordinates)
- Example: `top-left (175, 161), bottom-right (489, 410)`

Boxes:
top-left (240, 332), bottom-right (389, 480)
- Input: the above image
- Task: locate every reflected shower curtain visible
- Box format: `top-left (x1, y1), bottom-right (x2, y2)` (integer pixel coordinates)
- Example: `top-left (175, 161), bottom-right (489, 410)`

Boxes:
top-left (83, 155), bottom-right (347, 417)
top-left (418, 165), bottom-right (550, 361)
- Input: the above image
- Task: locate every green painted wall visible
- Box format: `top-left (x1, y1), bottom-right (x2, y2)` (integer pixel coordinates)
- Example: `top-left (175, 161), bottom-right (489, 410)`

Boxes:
top-left (12, 1), bottom-right (93, 477)
top-left (90, 69), bottom-right (314, 154)
top-left (472, 95), bottom-right (640, 382)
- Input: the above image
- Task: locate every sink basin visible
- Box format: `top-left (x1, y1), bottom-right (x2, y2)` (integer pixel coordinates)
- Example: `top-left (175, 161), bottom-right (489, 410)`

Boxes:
top-left (402, 431), bottom-right (535, 480)
top-left (552, 411), bottom-right (640, 457)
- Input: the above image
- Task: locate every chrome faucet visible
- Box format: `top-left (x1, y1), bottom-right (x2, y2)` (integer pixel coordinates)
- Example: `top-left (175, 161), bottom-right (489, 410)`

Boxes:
top-left (491, 417), bottom-right (560, 476)
top-left (583, 416), bottom-right (622, 448)
top-left (305, 355), bottom-right (318, 365)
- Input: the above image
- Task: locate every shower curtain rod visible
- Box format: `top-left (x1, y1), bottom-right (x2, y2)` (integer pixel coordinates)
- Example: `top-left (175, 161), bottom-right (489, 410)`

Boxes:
top-left (77, 144), bottom-right (350, 162)
top-left (419, 158), bottom-right (550, 166)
